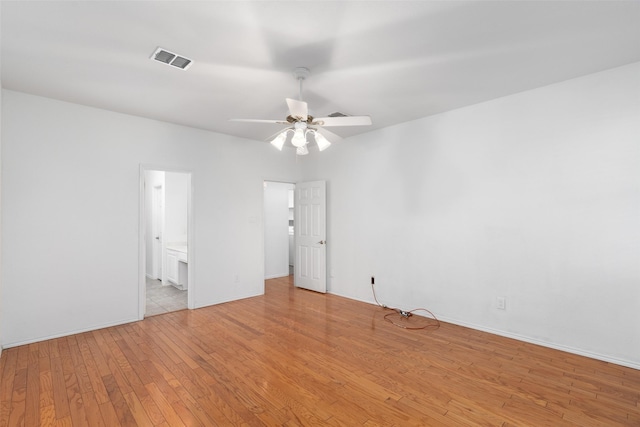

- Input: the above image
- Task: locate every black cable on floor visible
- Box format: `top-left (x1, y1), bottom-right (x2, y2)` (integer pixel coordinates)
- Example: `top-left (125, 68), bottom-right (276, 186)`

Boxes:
top-left (371, 282), bottom-right (440, 330)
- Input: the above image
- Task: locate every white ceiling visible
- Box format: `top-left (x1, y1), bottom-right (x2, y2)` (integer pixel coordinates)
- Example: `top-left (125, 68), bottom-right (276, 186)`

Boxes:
top-left (2, 1), bottom-right (639, 142)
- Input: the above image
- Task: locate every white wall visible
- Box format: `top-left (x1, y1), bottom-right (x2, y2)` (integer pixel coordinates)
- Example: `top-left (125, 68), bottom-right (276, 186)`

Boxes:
top-left (0, 9), bottom-right (3, 356)
top-left (264, 181), bottom-right (294, 279)
top-left (0, 90), bottom-right (300, 347)
top-left (164, 172), bottom-right (189, 245)
top-left (303, 62), bottom-right (640, 368)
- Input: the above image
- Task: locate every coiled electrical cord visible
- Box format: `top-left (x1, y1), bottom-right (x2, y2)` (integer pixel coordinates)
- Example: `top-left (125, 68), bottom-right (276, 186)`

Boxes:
top-left (371, 282), bottom-right (440, 330)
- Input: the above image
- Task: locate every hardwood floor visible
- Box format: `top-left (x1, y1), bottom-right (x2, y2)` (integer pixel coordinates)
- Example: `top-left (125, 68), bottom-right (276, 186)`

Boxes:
top-left (1, 275), bottom-right (639, 426)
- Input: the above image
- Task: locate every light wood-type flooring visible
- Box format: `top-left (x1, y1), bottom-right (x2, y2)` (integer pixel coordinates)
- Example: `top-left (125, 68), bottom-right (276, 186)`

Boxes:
top-left (1, 276), bottom-right (639, 426)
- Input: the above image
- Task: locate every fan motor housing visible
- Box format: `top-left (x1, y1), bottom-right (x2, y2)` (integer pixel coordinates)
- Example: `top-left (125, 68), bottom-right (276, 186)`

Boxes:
top-left (287, 115), bottom-right (314, 124)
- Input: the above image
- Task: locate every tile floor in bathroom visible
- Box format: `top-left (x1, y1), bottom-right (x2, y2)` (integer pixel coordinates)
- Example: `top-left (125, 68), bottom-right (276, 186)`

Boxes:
top-left (146, 277), bottom-right (187, 316)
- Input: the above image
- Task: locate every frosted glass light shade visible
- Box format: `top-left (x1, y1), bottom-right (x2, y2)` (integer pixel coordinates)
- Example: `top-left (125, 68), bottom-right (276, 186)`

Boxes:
top-left (291, 128), bottom-right (307, 147)
top-left (270, 132), bottom-right (286, 151)
top-left (314, 131), bottom-right (331, 151)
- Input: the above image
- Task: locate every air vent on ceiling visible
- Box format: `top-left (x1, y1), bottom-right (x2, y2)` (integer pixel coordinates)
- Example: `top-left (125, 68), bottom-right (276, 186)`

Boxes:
top-left (328, 112), bottom-right (348, 117)
top-left (150, 47), bottom-right (193, 70)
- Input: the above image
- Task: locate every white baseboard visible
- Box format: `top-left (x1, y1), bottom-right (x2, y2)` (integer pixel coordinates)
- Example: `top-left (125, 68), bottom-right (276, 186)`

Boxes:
top-left (196, 291), bottom-right (264, 309)
top-left (265, 273), bottom-right (289, 280)
top-left (2, 317), bottom-right (140, 349)
top-left (327, 290), bottom-right (640, 371)
top-left (435, 314), bottom-right (640, 371)
top-left (6, 290), bottom-right (637, 371)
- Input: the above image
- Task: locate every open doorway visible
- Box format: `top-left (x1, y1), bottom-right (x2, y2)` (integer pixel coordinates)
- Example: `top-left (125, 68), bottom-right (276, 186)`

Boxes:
top-left (263, 180), bottom-right (327, 293)
top-left (264, 181), bottom-right (295, 280)
top-left (139, 167), bottom-right (193, 318)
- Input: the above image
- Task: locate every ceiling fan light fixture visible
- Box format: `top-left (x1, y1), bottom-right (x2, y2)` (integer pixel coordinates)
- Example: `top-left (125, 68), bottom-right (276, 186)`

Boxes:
top-left (314, 131), bottom-right (331, 151)
top-left (291, 128), bottom-right (307, 147)
top-left (230, 67), bottom-right (371, 156)
top-left (270, 131), bottom-right (287, 151)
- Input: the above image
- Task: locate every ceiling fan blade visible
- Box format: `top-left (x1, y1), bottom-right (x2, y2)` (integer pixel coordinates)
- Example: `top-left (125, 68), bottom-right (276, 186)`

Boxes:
top-left (313, 115), bottom-right (372, 127)
top-left (315, 127), bottom-right (343, 142)
top-left (286, 98), bottom-right (308, 120)
top-left (229, 119), bottom-right (289, 124)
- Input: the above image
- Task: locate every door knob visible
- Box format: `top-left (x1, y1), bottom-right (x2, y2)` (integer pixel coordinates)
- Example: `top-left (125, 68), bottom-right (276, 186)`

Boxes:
top-left (317, 240), bottom-right (326, 245)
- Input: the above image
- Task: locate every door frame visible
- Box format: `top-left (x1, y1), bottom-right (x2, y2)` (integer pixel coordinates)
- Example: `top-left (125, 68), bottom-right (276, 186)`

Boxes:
top-left (262, 180), bottom-right (296, 281)
top-left (151, 184), bottom-right (165, 282)
top-left (138, 164), bottom-right (195, 319)
top-left (261, 179), bottom-right (327, 293)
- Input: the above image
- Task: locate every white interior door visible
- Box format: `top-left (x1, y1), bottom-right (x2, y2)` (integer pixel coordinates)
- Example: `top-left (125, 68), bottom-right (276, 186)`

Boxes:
top-left (295, 180), bottom-right (326, 293)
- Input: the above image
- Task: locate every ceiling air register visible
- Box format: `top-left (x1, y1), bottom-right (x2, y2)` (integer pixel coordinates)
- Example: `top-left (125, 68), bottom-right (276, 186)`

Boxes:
top-left (150, 47), bottom-right (193, 70)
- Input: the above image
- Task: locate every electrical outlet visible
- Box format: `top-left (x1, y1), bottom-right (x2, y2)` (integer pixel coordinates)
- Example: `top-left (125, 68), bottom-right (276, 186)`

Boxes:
top-left (496, 297), bottom-right (506, 310)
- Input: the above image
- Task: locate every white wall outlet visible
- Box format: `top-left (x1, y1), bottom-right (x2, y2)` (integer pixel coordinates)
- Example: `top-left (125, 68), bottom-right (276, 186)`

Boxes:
top-left (496, 297), bottom-right (506, 310)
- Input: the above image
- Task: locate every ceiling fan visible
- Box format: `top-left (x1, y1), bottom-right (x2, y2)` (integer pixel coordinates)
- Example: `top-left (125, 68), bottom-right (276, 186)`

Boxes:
top-left (230, 67), bottom-right (372, 155)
